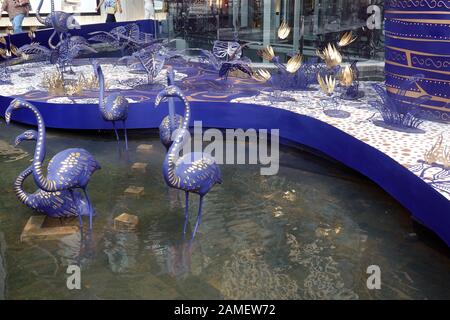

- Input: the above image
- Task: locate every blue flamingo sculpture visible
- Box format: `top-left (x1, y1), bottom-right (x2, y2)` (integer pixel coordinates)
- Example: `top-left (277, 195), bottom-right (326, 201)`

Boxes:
top-left (158, 66), bottom-right (183, 149)
top-left (155, 85), bottom-right (222, 239)
top-left (5, 98), bottom-right (101, 229)
top-left (35, 0), bottom-right (81, 49)
top-left (13, 130), bottom-right (91, 223)
top-left (91, 59), bottom-right (130, 149)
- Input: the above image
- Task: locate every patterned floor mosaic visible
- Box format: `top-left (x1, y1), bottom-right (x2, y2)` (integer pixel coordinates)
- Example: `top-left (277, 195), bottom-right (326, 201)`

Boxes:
top-left (231, 84), bottom-right (450, 201)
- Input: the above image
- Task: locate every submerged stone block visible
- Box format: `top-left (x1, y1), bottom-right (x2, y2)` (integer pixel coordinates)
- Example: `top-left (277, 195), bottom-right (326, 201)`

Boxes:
top-left (131, 162), bottom-right (148, 173)
top-left (137, 144), bottom-right (153, 154)
top-left (114, 213), bottom-right (139, 232)
top-left (124, 186), bottom-right (145, 198)
top-left (20, 216), bottom-right (78, 242)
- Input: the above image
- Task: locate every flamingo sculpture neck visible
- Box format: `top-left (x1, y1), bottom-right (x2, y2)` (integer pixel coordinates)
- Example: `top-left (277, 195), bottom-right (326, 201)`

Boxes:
top-left (5, 100), bottom-right (54, 192)
top-left (167, 66), bottom-right (176, 129)
top-left (35, 0), bottom-right (46, 25)
top-left (156, 86), bottom-right (191, 188)
top-left (13, 166), bottom-right (35, 208)
top-left (96, 64), bottom-right (106, 112)
top-left (13, 130), bottom-right (38, 207)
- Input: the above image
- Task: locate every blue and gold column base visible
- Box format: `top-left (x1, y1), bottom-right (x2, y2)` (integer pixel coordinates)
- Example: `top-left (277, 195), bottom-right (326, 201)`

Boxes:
top-left (385, 0), bottom-right (450, 123)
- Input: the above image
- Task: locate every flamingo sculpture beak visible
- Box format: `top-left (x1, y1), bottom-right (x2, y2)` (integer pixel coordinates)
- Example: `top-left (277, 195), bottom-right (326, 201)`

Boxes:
top-left (4, 110), bottom-right (11, 125)
top-left (14, 136), bottom-right (21, 147)
top-left (154, 92), bottom-right (167, 107)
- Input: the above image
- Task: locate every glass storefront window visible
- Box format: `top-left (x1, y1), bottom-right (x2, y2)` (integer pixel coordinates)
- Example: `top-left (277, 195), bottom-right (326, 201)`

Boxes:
top-left (160, 0), bottom-right (384, 63)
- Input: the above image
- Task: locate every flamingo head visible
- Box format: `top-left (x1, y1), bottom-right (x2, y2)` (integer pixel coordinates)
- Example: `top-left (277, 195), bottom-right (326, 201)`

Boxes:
top-left (15, 130), bottom-right (38, 147)
top-left (166, 66), bottom-right (175, 86)
top-left (155, 85), bottom-right (184, 108)
top-left (5, 98), bottom-right (27, 125)
top-left (66, 15), bottom-right (81, 30)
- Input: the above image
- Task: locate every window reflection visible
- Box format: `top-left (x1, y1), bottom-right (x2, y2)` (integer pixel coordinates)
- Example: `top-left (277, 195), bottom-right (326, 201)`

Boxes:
top-left (161, 0), bottom-right (384, 61)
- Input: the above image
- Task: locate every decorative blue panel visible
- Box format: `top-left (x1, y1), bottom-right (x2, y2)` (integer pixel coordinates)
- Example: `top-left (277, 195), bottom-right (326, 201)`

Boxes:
top-left (385, 0), bottom-right (450, 122)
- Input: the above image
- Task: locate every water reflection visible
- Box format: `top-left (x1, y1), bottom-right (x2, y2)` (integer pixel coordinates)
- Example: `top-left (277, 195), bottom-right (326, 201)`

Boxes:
top-left (0, 139), bottom-right (29, 163)
top-left (0, 232), bottom-right (6, 300)
top-left (0, 126), bottom-right (449, 299)
top-left (104, 231), bottom-right (139, 274)
top-left (57, 230), bottom-right (98, 270)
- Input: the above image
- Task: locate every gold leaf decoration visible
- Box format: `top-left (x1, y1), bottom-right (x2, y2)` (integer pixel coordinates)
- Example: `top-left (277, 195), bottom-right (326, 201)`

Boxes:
top-left (337, 31), bottom-right (357, 47)
top-left (317, 44), bottom-right (342, 69)
top-left (286, 53), bottom-right (302, 74)
top-left (317, 74), bottom-right (336, 96)
top-left (278, 21), bottom-right (291, 40)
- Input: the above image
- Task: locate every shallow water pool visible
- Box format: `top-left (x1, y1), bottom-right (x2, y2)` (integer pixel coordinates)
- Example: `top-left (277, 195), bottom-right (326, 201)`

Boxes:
top-left (0, 121), bottom-right (449, 300)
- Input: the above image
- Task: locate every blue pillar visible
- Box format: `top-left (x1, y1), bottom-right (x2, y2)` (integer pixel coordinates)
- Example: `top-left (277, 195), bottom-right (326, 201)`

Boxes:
top-left (385, 1), bottom-right (450, 123)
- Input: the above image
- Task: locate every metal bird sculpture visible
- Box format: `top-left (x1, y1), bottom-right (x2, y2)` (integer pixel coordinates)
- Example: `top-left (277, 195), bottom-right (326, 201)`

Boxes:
top-left (158, 66), bottom-right (183, 149)
top-left (91, 59), bottom-right (129, 149)
top-left (155, 85), bottom-right (222, 240)
top-left (19, 36), bottom-right (96, 74)
top-left (219, 62), bottom-right (253, 80)
top-left (88, 23), bottom-right (156, 54)
top-left (5, 98), bottom-right (101, 229)
top-left (35, 0), bottom-right (81, 49)
top-left (199, 40), bottom-right (254, 73)
top-left (13, 130), bottom-right (91, 222)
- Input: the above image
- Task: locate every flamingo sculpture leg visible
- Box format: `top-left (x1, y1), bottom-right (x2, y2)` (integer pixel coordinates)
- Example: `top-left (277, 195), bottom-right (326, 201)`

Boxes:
top-left (158, 66), bottom-right (184, 150)
top-left (123, 120), bottom-right (128, 150)
top-left (155, 85), bottom-right (222, 240)
top-left (91, 59), bottom-right (130, 150)
top-left (183, 192), bottom-right (189, 234)
top-left (5, 99), bottom-right (101, 229)
top-left (112, 121), bottom-right (120, 142)
top-left (13, 130), bottom-right (91, 224)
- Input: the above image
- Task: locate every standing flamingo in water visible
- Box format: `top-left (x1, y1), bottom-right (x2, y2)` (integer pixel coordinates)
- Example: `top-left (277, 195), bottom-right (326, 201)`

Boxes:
top-left (5, 98), bottom-right (101, 229)
top-left (91, 59), bottom-right (130, 149)
top-left (13, 130), bottom-right (91, 222)
top-left (155, 85), bottom-right (222, 239)
top-left (158, 66), bottom-right (183, 149)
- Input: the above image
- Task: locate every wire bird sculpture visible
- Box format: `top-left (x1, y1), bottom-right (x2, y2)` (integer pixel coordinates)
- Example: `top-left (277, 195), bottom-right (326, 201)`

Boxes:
top-left (88, 23), bottom-right (157, 55)
top-left (339, 61), bottom-right (364, 100)
top-left (410, 134), bottom-right (450, 195)
top-left (13, 130), bottom-right (92, 220)
top-left (370, 74), bottom-right (432, 133)
top-left (5, 99), bottom-right (101, 229)
top-left (155, 86), bottom-right (222, 240)
top-left (18, 36), bottom-right (97, 75)
top-left (158, 66), bottom-right (183, 150)
top-left (198, 40), bottom-right (254, 74)
top-left (35, 0), bottom-right (81, 49)
top-left (91, 59), bottom-right (130, 149)
top-left (117, 43), bottom-right (171, 88)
